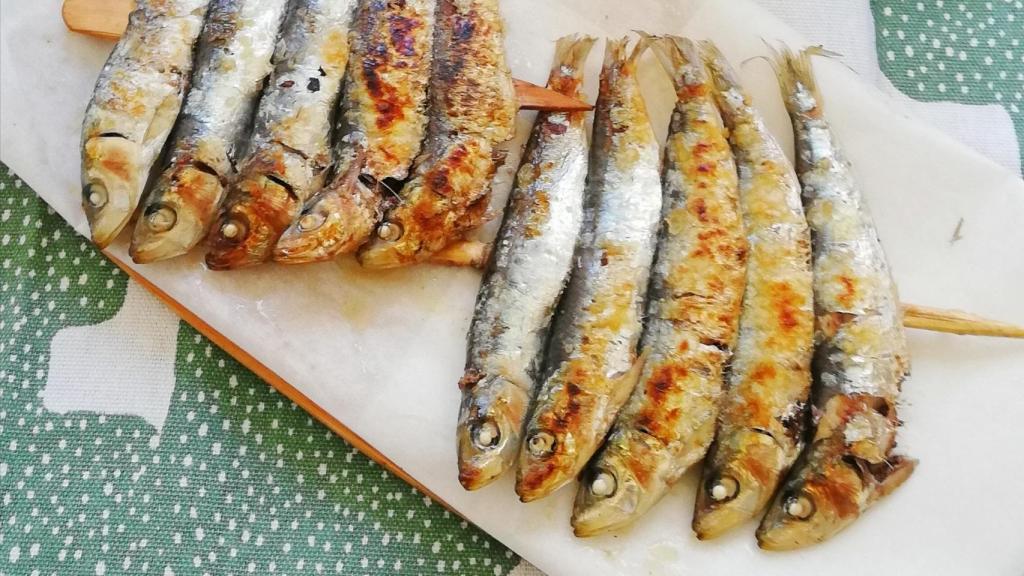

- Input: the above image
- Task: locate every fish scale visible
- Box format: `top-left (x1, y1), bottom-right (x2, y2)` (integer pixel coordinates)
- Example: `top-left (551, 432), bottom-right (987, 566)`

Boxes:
top-left (756, 47), bottom-right (915, 551)
top-left (456, 35), bottom-right (596, 492)
top-left (205, 0), bottom-right (358, 270)
top-left (129, 0), bottom-right (290, 264)
top-left (515, 37), bottom-right (663, 504)
top-left (81, 0), bottom-right (213, 249)
top-left (572, 36), bottom-right (747, 537)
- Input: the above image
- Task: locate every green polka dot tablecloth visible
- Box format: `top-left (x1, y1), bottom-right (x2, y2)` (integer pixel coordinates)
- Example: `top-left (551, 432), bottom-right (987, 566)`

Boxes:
top-left (1, 1), bottom-right (1021, 575)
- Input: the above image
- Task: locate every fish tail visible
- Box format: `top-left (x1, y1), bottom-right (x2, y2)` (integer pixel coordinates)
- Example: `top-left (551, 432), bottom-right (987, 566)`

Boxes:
top-left (548, 35), bottom-right (597, 96)
top-left (629, 32), bottom-right (654, 66)
top-left (603, 36), bottom-right (631, 69)
top-left (772, 45), bottom-right (838, 116)
top-left (699, 40), bottom-right (744, 93)
top-left (651, 35), bottom-right (708, 91)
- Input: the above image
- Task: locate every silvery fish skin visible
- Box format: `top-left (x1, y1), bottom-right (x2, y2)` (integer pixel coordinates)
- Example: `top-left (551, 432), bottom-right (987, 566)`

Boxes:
top-left (273, 0), bottom-right (436, 264)
top-left (81, 0), bottom-right (212, 248)
top-left (692, 42), bottom-right (815, 540)
top-left (757, 47), bottom-right (915, 551)
top-left (572, 36), bottom-right (747, 537)
top-left (515, 38), bottom-right (663, 503)
top-left (129, 0), bottom-right (290, 264)
top-left (356, 0), bottom-right (518, 269)
top-left (457, 35), bottom-right (596, 492)
top-left (205, 0), bottom-right (358, 270)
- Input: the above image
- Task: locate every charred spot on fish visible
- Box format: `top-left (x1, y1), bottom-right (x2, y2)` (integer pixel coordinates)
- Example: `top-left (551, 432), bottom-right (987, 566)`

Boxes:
top-left (526, 431), bottom-right (555, 458)
top-left (307, 78), bottom-right (320, 92)
top-left (783, 492), bottom-right (816, 520)
top-left (751, 427), bottom-right (778, 444)
top-left (143, 203), bottom-right (177, 233)
top-left (279, 80), bottom-right (295, 89)
top-left (83, 183), bottom-right (108, 208)
top-left (780, 402), bottom-right (808, 443)
top-left (97, 132), bottom-right (129, 140)
top-left (589, 469), bottom-right (617, 498)
top-left (452, 16), bottom-right (475, 43)
top-left (706, 473), bottom-right (739, 502)
top-left (318, 66), bottom-right (327, 77)
top-left (471, 419), bottom-right (500, 450)
top-left (387, 14), bottom-right (420, 57)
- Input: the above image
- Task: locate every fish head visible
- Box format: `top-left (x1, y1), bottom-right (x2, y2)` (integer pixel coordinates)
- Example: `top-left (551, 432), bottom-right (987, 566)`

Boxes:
top-left (456, 373), bottom-right (530, 491)
top-left (514, 421), bottom-right (578, 502)
top-left (206, 174), bottom-right (294, 270)
top-left (274, 179), bottom-right (377, 265)
top-left (571, 431), bottom-right (668, 537)
top-left (82, 135), bottom-right (144, 248)
top-left (693, 428), bottom-right (789, 540)
top-left (129, 163), bottom-right (224, 264)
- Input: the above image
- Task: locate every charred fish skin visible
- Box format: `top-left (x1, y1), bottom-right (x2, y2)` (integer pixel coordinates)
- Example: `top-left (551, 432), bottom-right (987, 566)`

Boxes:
top-left (205, 0), bottom-right (358, 270)
top-left (457, 36), bottom-right (596, 492)
top-left (273, 0), bottom-right (436, 264)
top-left (356, 0), bottom-right (518, 269)
top-left (129, 0), bottom-right (290, 264)
top-left (693, 42), bottom-right (815, 541)
top-left (515, 38), bottom-right (663, 504)
top-left (757, 48), bottom-right (915, 552)
top-left (572, 36), bottom-right (747, 537)
top-left (82, 0), bottom-right (212, 249)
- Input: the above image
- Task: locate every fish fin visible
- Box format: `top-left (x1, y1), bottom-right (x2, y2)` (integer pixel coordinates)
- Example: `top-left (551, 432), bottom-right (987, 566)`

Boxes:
top-left (603, 36), bottom-right (631, 68)
top-left (429, 239), bottom-right (492, 269)
top-left (871, 456), bottom-right (916, 501)
top-left (549, 35), bottom-right (598, 95)
top-left (650, 36), bottom-right (708, 91)
top-left (771, 44), bottom-right (840, 112)
top-left (610, 349), bottom-right (650, 408)
top-left (629, 32), bottom-right (654, 65)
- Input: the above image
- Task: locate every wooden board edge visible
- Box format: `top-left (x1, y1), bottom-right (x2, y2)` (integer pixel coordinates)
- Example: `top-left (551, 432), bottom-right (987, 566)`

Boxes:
top-left (101, 248), bottom-right (462, 516)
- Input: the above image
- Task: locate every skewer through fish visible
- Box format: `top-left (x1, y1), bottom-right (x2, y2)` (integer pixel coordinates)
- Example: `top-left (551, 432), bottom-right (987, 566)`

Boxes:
top-left (129, 0), bottom-right (291, 263)
top-left (756, 47), bottom-right (916, 551)
top-left (457, 35), bottom-right (596, 491)
top-left (204, 0), bottom-right (358, 269)
top-left (572, 36), bottom-right (747, 537)
top-left (273, 0), bottom-right (436, 264)
top-left (356, 0), bottom-right (518, 269)
top-left (692, 42), bottom-right (815, 540)
top-left (515, 37), bottom-right (663, 503)
top-left (81, 0), bottom-right (212, 248)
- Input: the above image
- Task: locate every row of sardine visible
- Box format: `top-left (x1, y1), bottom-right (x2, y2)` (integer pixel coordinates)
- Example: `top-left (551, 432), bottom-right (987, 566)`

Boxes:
top-left (82, 0), bottom-right (515, 270)
top-left (457, 34), bottom-right (915, 550)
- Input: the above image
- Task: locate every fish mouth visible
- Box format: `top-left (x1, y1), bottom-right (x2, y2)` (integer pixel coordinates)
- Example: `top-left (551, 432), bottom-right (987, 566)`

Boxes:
top-left (693, 429), bottom-right (787, 540)
top-left (514, 433), bottom-right (575, 503)
top-left (82, 135), bottom-right (144, 248)
top-left (356, 233), bottom-right (414, 270)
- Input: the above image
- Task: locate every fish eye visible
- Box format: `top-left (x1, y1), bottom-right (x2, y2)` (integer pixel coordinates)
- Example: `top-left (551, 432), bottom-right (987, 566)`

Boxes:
top-left (297, 208), bottom-right (327, 232)
top-left (218, 216), bottom-right (249, 242)
top-left (84, 183), bottom-right (108, 208)
top-left (376, 221), bottom-right (403, 242)
top-left (589, 469), bottom-right (617, 498)
top-left (471, 419), bottom-right (500, 450)
top-left (706, 473), bottom-right (739, 502)
top-left (144, 203), bottom-right (177, 232)
top-left (783, 492), bottom-right (816, 520)
top-left (526, 431), bottom-right (555, 457)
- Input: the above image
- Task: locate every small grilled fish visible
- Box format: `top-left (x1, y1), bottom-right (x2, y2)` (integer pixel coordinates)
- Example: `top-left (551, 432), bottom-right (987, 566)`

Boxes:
top-left (757, 47), bottom-right (915, 551)
top-left (205, 0), bottom-right (358, 269)
top-left (572, 36), bottom-right (747, 537)
top-left (356, 0), bottom-right (517, 269)
top-left (273, 0), bottom-right (435, 264)
top-left (457, 35), bottom-right (596, 491)
top-left (82, 0), bottom-right (212, 248)
top-left (692, 42), bottom-right (815, 540)
top-left (129, 0), bottom-right (290, 264)
top-left (515, 37), bottom-right (663, 503)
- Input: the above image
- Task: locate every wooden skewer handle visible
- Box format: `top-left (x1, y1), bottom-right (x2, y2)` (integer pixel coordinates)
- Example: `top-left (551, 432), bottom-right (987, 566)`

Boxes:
top-left (903, 304), bottom-right (1024, 339)
top-left (61, 0), bottom-right (592, 112)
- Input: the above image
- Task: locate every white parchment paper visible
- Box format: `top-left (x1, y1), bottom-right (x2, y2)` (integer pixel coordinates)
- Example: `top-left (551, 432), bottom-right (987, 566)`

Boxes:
top-left (3, 1), bottom-right (1024, 574)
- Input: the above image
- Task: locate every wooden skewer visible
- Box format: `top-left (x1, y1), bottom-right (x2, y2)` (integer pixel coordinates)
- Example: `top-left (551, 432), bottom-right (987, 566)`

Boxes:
top-left (902, 304), bottom-right (1024, 339)
top-left (61, 0), bottom-right (593, 112)
top-left (60, 1), bottom-right (1024, 340)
